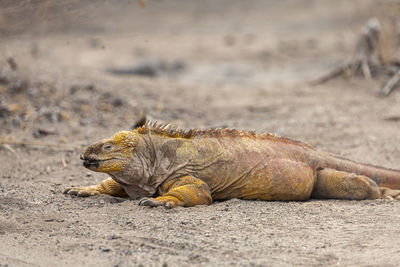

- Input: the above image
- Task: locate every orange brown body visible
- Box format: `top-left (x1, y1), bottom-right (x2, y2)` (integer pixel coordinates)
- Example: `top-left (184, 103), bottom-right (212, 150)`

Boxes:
top-left (64, 122), bottom-right (400, 207)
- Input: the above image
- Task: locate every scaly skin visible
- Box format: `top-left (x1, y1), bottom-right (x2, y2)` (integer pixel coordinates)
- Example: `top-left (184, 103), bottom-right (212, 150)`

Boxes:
top-left (64, 121), bottom-right (400, 207)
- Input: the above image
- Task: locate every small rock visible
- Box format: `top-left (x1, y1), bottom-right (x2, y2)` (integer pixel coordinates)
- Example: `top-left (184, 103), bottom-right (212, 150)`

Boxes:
top-left (111, 98), bottom-right (123, 107)
top-left (84, 84), bottom-right (96, 91)
top-left (33, 128), bottom-right (57, 138)
top-left (0, 70), bottom-right (9, 85)
top-left (100, 247), bottom-right (111, 252)
top-left (8, 79), bottom-right (29, 94)
top-left (0, 104), bottom-right (10, 118)
top-left (7, 57), bottom-right (18, 71)
top-left (107, 234), bottom-right (121, 240)
top-left (107, 59), bottom-right (185, 78)
top-left (69, 85), bottom-right (80, 94)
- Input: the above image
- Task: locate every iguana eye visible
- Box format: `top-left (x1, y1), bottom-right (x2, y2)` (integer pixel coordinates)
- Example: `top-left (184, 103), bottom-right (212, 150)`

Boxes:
top-left (102, 143), bottom-right (114, 151)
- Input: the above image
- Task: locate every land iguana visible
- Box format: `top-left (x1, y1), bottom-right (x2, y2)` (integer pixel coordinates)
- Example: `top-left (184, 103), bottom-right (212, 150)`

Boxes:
top-left (64, 121), bottom-right (400, 208)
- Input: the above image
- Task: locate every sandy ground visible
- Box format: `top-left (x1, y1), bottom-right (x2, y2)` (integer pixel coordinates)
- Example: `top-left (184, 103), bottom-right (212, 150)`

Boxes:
top-left (1, 0), bottom-right (400, 266)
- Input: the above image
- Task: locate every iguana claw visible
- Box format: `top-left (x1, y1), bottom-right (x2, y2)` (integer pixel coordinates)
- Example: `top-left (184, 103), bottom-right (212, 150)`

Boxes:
top-left (63, 187), bottom-right (100, 197)
top-left (138, 197), bottom-right (173, 208)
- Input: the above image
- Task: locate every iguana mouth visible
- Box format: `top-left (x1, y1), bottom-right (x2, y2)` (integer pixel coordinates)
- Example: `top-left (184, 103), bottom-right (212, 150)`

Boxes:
top-left (80, 155), bottom-right (108, 168)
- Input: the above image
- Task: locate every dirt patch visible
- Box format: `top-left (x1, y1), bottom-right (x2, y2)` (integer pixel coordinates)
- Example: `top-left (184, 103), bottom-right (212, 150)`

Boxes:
top-left (1, 1), bottom-right (400, 266)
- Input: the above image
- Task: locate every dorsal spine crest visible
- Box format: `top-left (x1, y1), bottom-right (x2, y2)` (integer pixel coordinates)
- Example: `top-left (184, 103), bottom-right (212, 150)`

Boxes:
top-left (135, 120), bottom-right (313, 148)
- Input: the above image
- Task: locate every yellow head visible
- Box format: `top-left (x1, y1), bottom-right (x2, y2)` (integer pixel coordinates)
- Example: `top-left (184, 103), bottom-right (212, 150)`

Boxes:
top-left (80, 131), bottom-right (137, 173)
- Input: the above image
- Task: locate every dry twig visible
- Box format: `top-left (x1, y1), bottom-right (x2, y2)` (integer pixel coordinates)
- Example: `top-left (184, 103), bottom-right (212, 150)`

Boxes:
top-left (310, 61), bottom-right (357, 85)
top-left (311, 18), bottom-right (384, 86)
top-left (380, 70), bottom-right (400, 96)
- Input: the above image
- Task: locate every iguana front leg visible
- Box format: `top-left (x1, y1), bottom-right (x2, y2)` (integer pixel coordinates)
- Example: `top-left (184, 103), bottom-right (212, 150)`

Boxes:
top-left (139, 176), bottom-right (212, 208)
top-left (64, 177), bottom-right (128, 197)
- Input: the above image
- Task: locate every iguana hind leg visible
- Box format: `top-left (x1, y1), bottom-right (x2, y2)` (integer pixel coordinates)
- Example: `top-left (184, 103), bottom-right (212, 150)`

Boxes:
top-left (64, 177), bottom-right (128, 197)
top-left (312, 168), bottom-right (381, 200)
top-left (139, 176), bottom-right (212, 208)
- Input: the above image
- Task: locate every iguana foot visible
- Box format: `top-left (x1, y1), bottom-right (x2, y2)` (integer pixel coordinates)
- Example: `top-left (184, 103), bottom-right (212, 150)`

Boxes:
top-left (63, 177), bottom-right (128, 198)
top-left (138, 197), bottom-right (175, 208)
top-left (138, 176), bottom-right (213, 208)
top-left (380, 187), bottom-right (400, 200)
top-left (63, 186), bottom-right (101, 197)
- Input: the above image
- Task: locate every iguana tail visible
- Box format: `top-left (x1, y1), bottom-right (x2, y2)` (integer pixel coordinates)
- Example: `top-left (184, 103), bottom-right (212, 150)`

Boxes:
top-left (316, 152), bottom-right (400, 189)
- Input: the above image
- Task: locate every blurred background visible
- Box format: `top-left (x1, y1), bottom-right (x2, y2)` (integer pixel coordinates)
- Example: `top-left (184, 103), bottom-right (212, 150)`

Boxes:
top-left (1, 0), bottom-right (400, 186)
top-left (1, 1), bottom-right (400, 266)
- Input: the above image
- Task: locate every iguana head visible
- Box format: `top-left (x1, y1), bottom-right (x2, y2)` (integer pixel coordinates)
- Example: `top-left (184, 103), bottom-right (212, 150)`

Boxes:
top-left (80, 131), bottom-right (137, 173)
